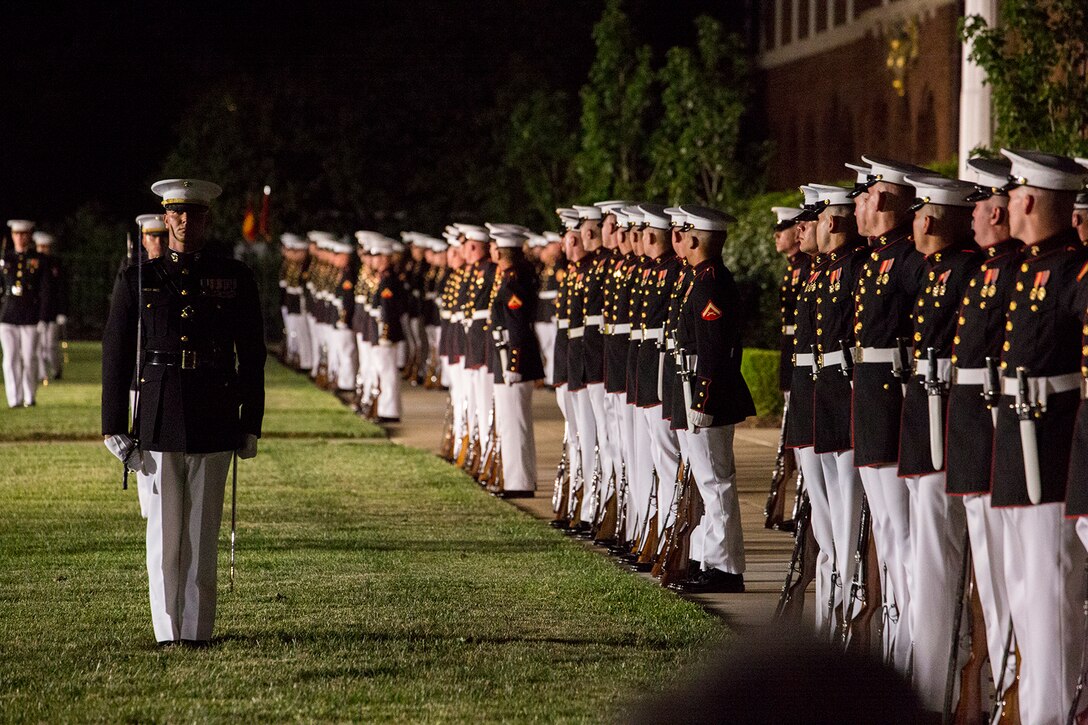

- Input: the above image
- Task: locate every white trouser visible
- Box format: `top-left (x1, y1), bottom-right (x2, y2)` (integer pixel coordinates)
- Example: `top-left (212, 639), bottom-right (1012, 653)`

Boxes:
top-left (472, 367), bottom-right (493, 452)
top-left (684, 424), bottom-right (745, 574)
top-left (425, 325), bottom-right (441, 381)
top-left (37, 320), bottom-right (60, 380)
top-left (600, 392), bottom-right (626, 502)
top-left (355, 335), bottom-right (373, 392)
top-left (797, 446), bottom-right (835, 632)
top-left (1001, 504), bottom-right (1085, 725)
top-left (316, 322), bottom-right (333, 377)
top-left (819, 449), bottom-right (865, 622)
top-left (555, 385), bottom-right (582, 518)
top-left (587, 383), bottom-right (619, 515)
top-left (287, 313), bottom-right (313, 369)
top-left (447, 360), bottom-right (466, 457)
top-left (395, 340), bottom-right (407, 369)
top-left (905, 473), bottom-right (967, 712)
top-left (629, 403), bottom-right (654, 543)
top-left (494, 381), bottom-right (536, 491)
top-left (964, 494), bottom-right (1015, 691)
top-left (859, 464), bottom-right (912, 673)
top-left (372, 342), bottom-right (402, 419)
top-left (144, 449), bottom-right (233, 643)
top-left (569, 387), bottom-right (599, 523)
top-left (307, 315), bottom-right (321, 376)
top-left (618, 398), bottom-right (636, 527)
top-left (330, 327), bottom-right (358, 391)
top-left (533, 321), bottom-right (557, 385)
top-left (0, 323), bottom-right (39, 407)
top-left (641, 407), bottom-right (681, 539)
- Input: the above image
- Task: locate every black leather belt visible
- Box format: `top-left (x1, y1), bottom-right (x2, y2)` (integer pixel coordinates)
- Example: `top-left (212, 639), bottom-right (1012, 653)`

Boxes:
top-left (144, 349), bottom-right (235, 371)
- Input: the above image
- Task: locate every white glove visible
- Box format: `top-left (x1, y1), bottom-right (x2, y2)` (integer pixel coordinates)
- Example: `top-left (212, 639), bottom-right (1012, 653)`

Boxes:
top-left (335, 321), bottom-right (347, 330)
top-left (378, 339), bottom-right (393, 348)
top-left (56, 314), bottom-right (67, 326)
top-left (687, 409), bottom-right (714, 429)
top-left (104, 434), bottom-right (143, 472)
top-left (503, 371), bottom-right (523, 385)
top-left (237, 434), bottom-right (258, 460)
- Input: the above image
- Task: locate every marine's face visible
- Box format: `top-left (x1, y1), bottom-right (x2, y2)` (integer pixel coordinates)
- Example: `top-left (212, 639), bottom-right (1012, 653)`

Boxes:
top-left (852, 191), bottom-right (870, 237)
top-left (797, 220), bottom-right (818, 254)
top-left (11, 231), bottom-right (31, 252)
top-left (601, 213), bottom-right (617, 247)
top-left (142, 232), bottom-right (165, 259)
top-left (163, 205), bottom-right (208, 246)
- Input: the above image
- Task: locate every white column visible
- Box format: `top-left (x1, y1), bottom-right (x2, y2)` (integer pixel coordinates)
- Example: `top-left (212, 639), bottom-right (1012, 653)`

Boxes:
top-left (958, 0), bottom-right (998, 178)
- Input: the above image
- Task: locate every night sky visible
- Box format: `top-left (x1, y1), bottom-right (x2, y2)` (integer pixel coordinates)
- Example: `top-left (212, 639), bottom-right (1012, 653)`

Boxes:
top-left (0, 0), bottom-right (738, 231)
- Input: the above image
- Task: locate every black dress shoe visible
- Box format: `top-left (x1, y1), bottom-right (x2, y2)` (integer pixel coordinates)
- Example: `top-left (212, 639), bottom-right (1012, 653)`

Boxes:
top-left (157, 640), bottom-right (180, 649)
top-left (180, 639), bottom-right (211, 649)
top-left (629, 561), bottom-right (653, 573)
top-left (549, 519), bottom-right (570, 530)
top-left (376, 417), bottom-right (401, 424)
top-left (565, 522), bottom-right (591, 537)
top-left (496, 490), bottom-right (534, 499)
top-left (676, 568), bottom-right (745, 594)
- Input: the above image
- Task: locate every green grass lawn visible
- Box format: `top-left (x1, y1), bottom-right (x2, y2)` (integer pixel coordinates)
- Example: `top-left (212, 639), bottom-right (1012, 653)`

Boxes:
top-left (0, 344), bottom-right (726, 722)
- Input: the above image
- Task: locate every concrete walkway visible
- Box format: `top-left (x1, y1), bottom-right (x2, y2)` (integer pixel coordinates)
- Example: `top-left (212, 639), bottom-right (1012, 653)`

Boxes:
top-left (385, 383), bottom-right (802, 633)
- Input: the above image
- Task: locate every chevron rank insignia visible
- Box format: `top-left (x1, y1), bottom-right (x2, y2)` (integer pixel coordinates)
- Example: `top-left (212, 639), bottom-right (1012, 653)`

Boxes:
top-left (701, 301), bottom-right (722, 321)
top-left (507, 294), bottom-right (523, 310)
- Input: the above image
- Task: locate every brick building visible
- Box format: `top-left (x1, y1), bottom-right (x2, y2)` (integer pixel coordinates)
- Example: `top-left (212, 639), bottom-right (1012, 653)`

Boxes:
top-left (755, 0), bottom-right (964, 188)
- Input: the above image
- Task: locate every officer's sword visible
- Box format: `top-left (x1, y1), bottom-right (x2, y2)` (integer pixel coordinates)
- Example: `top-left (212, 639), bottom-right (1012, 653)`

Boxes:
top-left (1014, 366), bottom-right (1043, 505)
top-left (230, 450), bottom-right (238, 592)
top-left (924, 347), bottom-right (945, 471)
top-left (123, 231), bottom-right (143, 491)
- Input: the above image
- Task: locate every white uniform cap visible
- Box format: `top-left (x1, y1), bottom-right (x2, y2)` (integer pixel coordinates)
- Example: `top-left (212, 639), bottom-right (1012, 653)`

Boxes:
top-left (556, 208), bottom-right (580, 230)
top-left (492, 231), bottom-right (528, 249)
top-left (328, 239), bottom-right (355, 254)
top-left (860, 156), bottom-right (934, 188)
top-left (1001, 148), bottom-right (1088, 192)
top-left (622, 205), bottom-right (645, 227)
top-left (136, 214), bottom-right (167, 234)
top-left (663, 207), bottom-right (687, 227)
top-left (772, 207), bottom-right (802, 224)
top-left (400, 231), bottom-right (422, 244)
top-left (594, 200), bottom-right (631, 215)
top-left (637, 203), bottom-right (670, 230)
top-left (391, 241), bottom-right (405, 254)
top-left (964, 157), bottom-right (1012, 202)
top-left (308, 230), bottom-right (337, 244)
top-left (486, 223), bottom-right (531, 235)
top-left (543, 231), bottom-right (562, 243)
top-left (799, 185), bottom-right (821, 208)
top-left (679, 204), bottom-right (736, 231)
top-left (1076, 192), bottom-right (1088, 210)
top-left (613, 207), bottom-right (629, 226)
top-left (809, 184), bottom-right (854, 208)
top-left (150, 178), bottom-right (222, 207)
top-left (369, 239), bottom-right (393, 255)
top-left (844, 162), bottom-right (871, 185)
top-left (904, 175), bottom-right (976, 211)
top-left (526, 233), bottom-right (549, 248)
top-left (572, 204), bottom-right (603, 221)
top-left (6, 220), bottom-right (35, 232)
top-left (428, 236), bottom-right (450, 252)
top-left (32, 231), bottom-right (55, 246)
top-left (454, 223), bottom-right (489, 242)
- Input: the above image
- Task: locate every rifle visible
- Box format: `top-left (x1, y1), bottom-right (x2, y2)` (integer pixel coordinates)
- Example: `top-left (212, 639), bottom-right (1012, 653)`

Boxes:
top-left (943, 531), bottom-right (973, 724)
top-left (315, 343), bottom-right (329, 389)
top-left (365, 376), bottom-right (381, 421)
top-left (454, 397), bottom-right (472, 467)
top-left (439, 394), bottom-right (456, 461)
top-left (123, 230), bottom-right (144, 492)
top-left (479, 402), bottom-right (497, 487)
top-left (775, 492), bottom-right (818, 622)
top-left (845, 518), bottom-right (882, 660)
top-left (658, 462), bottom-right (699, 588)
top-left (952, 572), bottom-right (988, 725)
top-left (765, 396), bottom-right (796, 531)
top-left (651, 460), bottom-right (684, 578)
top-left (551, 429), bottom-right (569, 521)
top-left (841, 498), bottom-right (873, 644)
top-left (634, 469), bottom-right (659, 569)
top-left (611, 462), bottom-right (629, 551)
top-left (568, 434), bottom-right (585, 526)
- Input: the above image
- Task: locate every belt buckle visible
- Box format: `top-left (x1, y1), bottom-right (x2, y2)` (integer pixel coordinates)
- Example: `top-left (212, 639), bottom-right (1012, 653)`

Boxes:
top-left (854, 345), bottom-right (864, 364)
top-left (1083, 377), bottom-right (1088, 401)
top-left (181, 350), bottom-right (197, 370)
top-left (815, 353), bottom-right (824, 369)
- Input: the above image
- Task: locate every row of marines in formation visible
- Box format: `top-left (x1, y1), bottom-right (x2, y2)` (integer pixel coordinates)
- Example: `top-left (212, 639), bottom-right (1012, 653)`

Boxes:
top-left (0, 220), bottom-right (69, 408)
top-left (767, 150), bottom-right (1088, 724)
top-left (277, 202), bottom-right (756, 604)
top-left (275, 147), bottom-right (1088, 723)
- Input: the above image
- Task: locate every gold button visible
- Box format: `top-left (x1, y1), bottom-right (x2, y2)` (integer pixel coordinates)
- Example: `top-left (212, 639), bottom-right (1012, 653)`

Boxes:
top-left (958, 316), bottom-right (966, 325)
top-left (1006, 321), bottom-right (1013, 331)
top-left (969, 279), bottom-right (977, 287)
top-left (181, 335), bottom-right (189, 342)
top-left (1016, 282), bottom-right (1024, 291)
top-left (1003, 341), bottom-right (1010, 352)
top-left (1021, 263), bottom-right (1029, 272)
top-left (883, 383), bottom-right (890, 390)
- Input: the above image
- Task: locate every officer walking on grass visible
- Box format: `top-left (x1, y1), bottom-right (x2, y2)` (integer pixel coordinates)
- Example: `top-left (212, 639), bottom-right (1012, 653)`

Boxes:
top-left (101, 178), bottom-right (266, 647)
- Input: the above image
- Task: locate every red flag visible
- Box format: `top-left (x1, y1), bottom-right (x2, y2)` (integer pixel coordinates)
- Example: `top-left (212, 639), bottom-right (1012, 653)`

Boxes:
top-left (242, 194), bottom-right (257, 242)
top-left (258, 185), bottom-right (271, 239)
